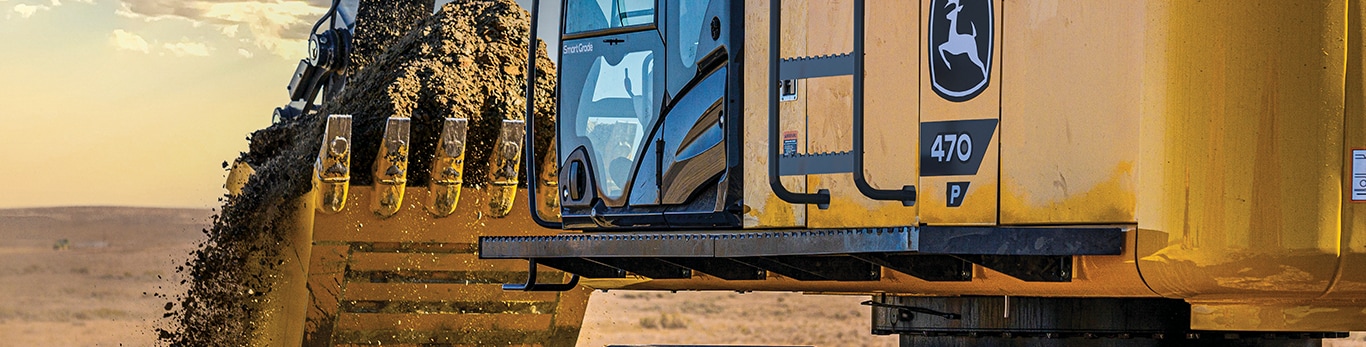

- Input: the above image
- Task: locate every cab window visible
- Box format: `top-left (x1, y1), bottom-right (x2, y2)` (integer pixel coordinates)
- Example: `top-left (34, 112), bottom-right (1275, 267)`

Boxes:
top-left (565, 0), bottom-right (656, 34)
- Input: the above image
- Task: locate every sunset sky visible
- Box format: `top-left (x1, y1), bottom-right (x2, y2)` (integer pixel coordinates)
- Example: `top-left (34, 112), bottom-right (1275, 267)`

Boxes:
top-left (0, 0), bottom-right (550, 208)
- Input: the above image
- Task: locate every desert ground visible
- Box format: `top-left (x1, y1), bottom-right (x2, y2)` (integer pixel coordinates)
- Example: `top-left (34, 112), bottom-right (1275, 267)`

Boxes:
top-left (0, 207), bottom-right (1361, 347)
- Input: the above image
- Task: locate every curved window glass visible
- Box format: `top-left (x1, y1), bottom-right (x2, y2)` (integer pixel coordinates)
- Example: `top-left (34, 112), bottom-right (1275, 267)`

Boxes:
top-left (573, 51), bottom-right (656, 198)
top-left (565, 0), bottom-right (656, 34)
top-left (675, 0), bottom-right (710, 69)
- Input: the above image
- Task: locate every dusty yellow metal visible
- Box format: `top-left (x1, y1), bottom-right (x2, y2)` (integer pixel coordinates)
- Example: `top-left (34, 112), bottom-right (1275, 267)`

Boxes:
top-left (1323, 0), bottom-right (1366, 301)
top-left (486, 120), bottom-right (526, 218)
top-left (743, 0), bottom-right (921, 229)
top-left (307, 187), bottom-right (588, 346)
top-left (804, 0), bottom-right (921, 229)
top-left (371, 117), bottom-right (411, 218)
top-left (730, 0), bottom-right (1366, 332)
top-left (915, 0), bottom-right (1002, 226)
top-left (315, 115), bottom-right (352, 214)
top-left (535, 143), bottom-right (563, 223)
top-left (999, 0), bottom-right (1140, 225)
top-left (425, 118), bottom-right (468, 218)
top-left (743, 0), bottom-right (807, 229)
top-left (251, 192), bottom-right (316, 346)
top-left (1133, 0), bottom-right (1356, 329)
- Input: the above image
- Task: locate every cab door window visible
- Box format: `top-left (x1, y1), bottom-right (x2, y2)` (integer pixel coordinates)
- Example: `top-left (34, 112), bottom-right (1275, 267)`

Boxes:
top-left (559, 28), bottom-right (664, 203)
top-left (566, 0), bottom-right (657, 34)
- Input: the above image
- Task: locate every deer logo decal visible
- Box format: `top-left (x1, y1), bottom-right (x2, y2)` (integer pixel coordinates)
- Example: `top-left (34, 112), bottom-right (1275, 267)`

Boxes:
top-left (929, 0), bottom-right (993, 102)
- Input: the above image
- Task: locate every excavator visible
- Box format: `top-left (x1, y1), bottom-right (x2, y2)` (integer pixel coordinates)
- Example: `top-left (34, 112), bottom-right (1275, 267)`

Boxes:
top-left (231, 0), bottom-right (1366, 346)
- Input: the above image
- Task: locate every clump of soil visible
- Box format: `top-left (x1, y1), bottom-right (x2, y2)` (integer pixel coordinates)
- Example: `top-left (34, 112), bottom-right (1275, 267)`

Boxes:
top-left (159, 0), bottom-right (555, 345)
top-left (348, 0), bottom-right (435, 76)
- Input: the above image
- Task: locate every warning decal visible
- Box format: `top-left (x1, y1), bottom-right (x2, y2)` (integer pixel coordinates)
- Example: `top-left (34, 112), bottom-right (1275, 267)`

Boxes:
top-left (1354, 149), bottom-right (1366, 202)
top-left (782, 131), bottom-right (798, 157)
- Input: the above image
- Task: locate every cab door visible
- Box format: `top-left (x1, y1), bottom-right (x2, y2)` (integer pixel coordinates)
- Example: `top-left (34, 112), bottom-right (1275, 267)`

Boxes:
top-left (557, 0), bottom-right (665, 227)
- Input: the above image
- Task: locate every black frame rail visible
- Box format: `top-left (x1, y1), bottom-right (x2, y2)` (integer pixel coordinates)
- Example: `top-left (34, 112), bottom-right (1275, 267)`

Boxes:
top-left (483, 226), bottom-right (1127, 289)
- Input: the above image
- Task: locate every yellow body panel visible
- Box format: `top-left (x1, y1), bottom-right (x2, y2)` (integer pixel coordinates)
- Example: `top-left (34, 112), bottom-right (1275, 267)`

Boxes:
top-left (806, 0), bottom-right (922, 229)
top-left (1324, 0), bottom-right (1366, 301)
top-left (999, 0), bottom-right (1140, 225)
top-left (916, 0), bottom-right (1002, 226)
top-left (725, 0), bottom-right (1366, 332)
top-left (743, 0), bottom-right (921, 229)
top-left (742, 0), bottom-right (807, 228)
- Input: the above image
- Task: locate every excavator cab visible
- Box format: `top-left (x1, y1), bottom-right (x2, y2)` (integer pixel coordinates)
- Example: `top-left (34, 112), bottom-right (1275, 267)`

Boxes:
top-left (555, 0), bottom-right (742, 229)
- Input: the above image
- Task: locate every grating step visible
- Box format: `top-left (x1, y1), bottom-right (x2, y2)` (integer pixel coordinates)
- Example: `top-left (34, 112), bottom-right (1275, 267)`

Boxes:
top-left (778, 151), bottom-right (855, 176)
top-left (778, 53), bottom-right (855, 80)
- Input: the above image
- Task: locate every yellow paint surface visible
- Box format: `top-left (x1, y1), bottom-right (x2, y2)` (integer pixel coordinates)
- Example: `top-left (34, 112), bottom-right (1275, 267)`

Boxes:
top-left (742, 0), bottom-right (807, 228)
top-left (917, 0), bottom-right (1003, 225)
top-left (999, 0), bottom-right (1141, 225)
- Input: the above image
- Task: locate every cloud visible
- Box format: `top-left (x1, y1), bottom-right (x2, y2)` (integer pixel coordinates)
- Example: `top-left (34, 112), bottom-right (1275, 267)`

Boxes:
top-left (114, 0), bottom-right (328, 58)
top-left (13, 4), bottom-right (51, 18)
top-left (220, 24), bottom-right (238, 37)
top-left (163, 40), bottom-right (210, 57)
top-left (236, 48), bottom-right (253, 58)
top-left (110, 29), bottom-right (150, 53)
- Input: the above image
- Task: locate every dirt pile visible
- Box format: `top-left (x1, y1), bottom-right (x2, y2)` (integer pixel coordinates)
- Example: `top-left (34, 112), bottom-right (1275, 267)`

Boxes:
top-left (159, 0), bottom-right (556, 344)
top-left (326, 0), bottom-right (557, 187)
top-left (347, 0), bottom-right (434, 77)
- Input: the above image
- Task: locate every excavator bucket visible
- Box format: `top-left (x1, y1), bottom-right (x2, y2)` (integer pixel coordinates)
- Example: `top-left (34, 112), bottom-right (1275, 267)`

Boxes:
top-left (230, 117), bottom-right (587, 346)
top-left (303, 187), bottom-right (588, 346)
top-left (213, 1), bottom-right (584, 345)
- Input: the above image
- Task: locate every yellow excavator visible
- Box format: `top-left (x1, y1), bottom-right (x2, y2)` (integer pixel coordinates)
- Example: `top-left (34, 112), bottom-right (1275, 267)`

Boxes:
top-left (231, 0), bottom-right (1366, 346)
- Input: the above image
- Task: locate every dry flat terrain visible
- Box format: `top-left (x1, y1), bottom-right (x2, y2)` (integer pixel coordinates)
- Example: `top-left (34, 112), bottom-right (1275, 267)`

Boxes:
top-left (0, 207), bottom-right (1361, 346)
top-left (577, 291), bottom-right (896, 346)
top-left (0, 207), bottom-right (207, 347)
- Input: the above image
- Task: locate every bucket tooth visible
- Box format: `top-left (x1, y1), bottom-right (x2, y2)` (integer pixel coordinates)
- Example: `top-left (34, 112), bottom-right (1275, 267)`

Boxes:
top-left (225, 159), bottom-right (256, 197)
top-left (487, 119), bottom-right (526, 217)
top-left (314, 115), bottom-right (352, 214)
top-left (426, 118), bottom-right (468, 218)
top-left (371, 116), bottom-right (411, 218)
top-left (536, 142), bottom-right (561, 222)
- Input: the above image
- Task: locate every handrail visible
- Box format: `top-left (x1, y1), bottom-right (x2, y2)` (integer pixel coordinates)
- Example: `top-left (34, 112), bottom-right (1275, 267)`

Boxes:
top-left (502, 259), bottom-right (581, 292)
top-left (523, 0), bottom-right (563, 229)
top-left (768, 0), bottom-right (831, 207)
top-left (850, 0), bottom-right (917, 206)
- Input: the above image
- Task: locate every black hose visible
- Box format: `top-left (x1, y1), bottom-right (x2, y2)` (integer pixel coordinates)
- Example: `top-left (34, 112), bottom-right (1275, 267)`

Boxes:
top-left (310, 0), bottom-right (342, 36)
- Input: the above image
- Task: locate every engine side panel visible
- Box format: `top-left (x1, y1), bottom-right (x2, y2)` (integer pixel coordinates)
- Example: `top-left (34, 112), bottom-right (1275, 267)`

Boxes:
top-left (999, 0), bottom-right (1141, 225)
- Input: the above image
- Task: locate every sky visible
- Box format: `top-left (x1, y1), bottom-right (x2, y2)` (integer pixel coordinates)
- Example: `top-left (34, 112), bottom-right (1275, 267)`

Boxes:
top-left (0, 0), bottom-right (555, 208)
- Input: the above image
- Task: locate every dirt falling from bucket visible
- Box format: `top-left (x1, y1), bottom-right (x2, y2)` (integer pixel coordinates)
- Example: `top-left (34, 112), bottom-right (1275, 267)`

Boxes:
top-left (327, 0), bottom-right (557, 188)
top-left (158, 0), bottom-right (555, 345)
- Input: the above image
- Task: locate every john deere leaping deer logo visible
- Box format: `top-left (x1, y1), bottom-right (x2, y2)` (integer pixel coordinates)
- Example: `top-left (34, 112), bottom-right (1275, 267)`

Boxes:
top-left (929, 0), bottom-right (993, 102)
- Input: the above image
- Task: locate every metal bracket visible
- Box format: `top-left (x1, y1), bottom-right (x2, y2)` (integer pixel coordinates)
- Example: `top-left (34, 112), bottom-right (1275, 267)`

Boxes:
top-left (956, 255), bottom-right (1073, 282)
top-left (862, 299), bottom-right (962, 322)
top-left (853, 254), bottom-right (972, 282)
top-left (502, 259), bottom-right (581, 292)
